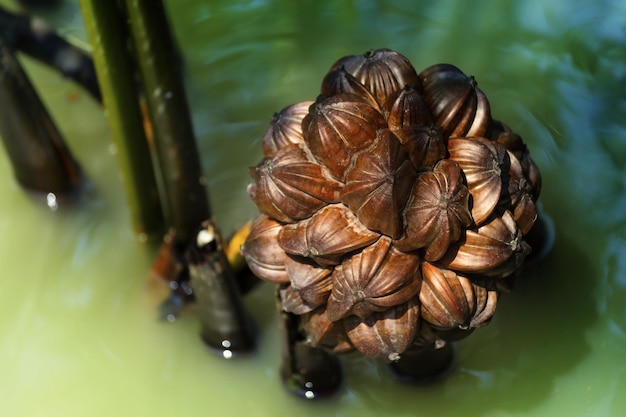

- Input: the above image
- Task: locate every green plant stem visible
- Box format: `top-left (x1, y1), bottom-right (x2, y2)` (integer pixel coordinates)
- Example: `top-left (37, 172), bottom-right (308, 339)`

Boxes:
top-left (78, 0), bottom-right (164, 237)
top-left (122, 0), bottom-right (211, 244)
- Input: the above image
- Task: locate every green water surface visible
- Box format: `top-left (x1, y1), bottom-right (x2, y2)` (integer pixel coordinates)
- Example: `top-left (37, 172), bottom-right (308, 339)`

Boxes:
top-left (1, 0), bottom-right (625, 416)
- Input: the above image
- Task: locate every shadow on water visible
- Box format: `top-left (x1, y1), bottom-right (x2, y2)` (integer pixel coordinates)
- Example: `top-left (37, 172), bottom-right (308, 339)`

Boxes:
top-left (461, 230), bottom-right (597, 413)
top-left (331, 220), bottom-right (597, 415)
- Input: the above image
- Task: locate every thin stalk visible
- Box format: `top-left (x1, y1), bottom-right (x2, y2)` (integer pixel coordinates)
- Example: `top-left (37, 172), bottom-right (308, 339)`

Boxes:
top-left (0, 33), bottom-right (82, 196)
top-left (122, 0), bottom-right (210, 244)
top-left (78, 0), bottom-right (164, 237)
top-left (0, 5), bottom-right (101, 101)
top-left (17, 0), bottom-right (62, 9)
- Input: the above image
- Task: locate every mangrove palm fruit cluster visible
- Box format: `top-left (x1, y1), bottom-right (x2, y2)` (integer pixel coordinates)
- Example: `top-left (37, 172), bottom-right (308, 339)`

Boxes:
top-left (243, 48), bottom-right (541, 361)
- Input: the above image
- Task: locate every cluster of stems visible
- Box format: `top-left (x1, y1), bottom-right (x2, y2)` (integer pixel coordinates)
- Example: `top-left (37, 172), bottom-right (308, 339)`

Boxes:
top-left (0, 1), bottom-right (257, 357)
top-left (78, 0), bottom-right (257, 354)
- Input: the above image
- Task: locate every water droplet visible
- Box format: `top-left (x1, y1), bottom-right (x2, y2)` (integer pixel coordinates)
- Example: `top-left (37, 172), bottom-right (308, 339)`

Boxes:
top-left (46, 193), bottom-right (58, 211)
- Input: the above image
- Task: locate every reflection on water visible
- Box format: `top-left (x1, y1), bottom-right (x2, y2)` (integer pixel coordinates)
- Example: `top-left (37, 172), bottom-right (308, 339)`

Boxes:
top-left (0, 0), bottom-right (625, 416)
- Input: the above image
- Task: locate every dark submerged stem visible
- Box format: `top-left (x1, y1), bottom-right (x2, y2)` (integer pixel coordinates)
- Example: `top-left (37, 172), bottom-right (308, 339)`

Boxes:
top-left (0, 33), bottom-right (83, 196)
top-left (186, 220), bottom-right (255, 355)
top-left (16, 0), bottom-right (62, 10)
top-left (0, 5), bottom-right (101, 102)
top-left (388, 343), bottom-right (455, 383)
top-left (278, 296), bottom-right (342, 399)
top-left (155, 222), bottom-right (261, 321)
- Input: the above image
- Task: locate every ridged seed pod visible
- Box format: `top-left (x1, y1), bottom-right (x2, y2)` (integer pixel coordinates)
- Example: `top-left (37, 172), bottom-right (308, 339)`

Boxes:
top-left (302, 307), bottom-right (355, 354)
top-left (262, 101), bottom-right (313, 157)
top-left (326, 236), bottom-right (421, 321)
top-left (344, 297), bottom-right (421, 361)
top-left (241, 215), bottom-right (289, 284)
top-left (383, 84), bottom-right (432, 130)
top-left (248, 144), bottom-right (342, 223)
top-left (420, 63), bottom-right (492, 138)
top-left (284, 255), bottom-right (333, 308)
top-left (279, 283), bottom-right (318, 315)
top-left (340, 129), bottom-right (417, 238)
top-left (394, 125), bottom-right (447, 171)
top-left (302, 94), bottom-right (387, 179)
top-left (330, 48), bottom-right (420, 107)
top-left (448, 136), bottom-right (508, 226)
top-left (278, 204), bottom-right (380, 266)
top-left (396, 159), bottom-right (472, 261)
top-left (420, 262), bottom-right (498, 330)
top-left (244, 48), bottom-right (543, 362)
top-left (490, 120), bottom-right (542, 201)
top-left (438, 210), bottom-right (531, 277)
top-left (321, 67), bottom-right (380, 110)
top-left (500, 150), bottom-right (537, 235)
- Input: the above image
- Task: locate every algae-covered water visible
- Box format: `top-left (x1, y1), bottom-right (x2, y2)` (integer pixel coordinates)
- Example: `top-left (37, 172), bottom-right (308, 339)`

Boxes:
top-left (1, 0), bottom-right (625, 416)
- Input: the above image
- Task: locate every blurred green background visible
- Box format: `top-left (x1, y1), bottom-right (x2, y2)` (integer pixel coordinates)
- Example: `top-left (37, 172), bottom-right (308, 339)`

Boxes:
top-left (0, 0), bottom-right (625, 416)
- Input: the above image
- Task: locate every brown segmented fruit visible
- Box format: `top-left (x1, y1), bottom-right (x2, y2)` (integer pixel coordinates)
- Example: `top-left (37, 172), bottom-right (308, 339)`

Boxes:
top-left (278, 204), bottom-right (380, 266)
top-left (241, 215), bottom-right (289, 284)
top-left (420, 63), bottom-right (492, 138)
top-left (344, 297), bottom-right (421, 361)
top-left (383, 84), bottom-right (432, 130)
top-left (248, 144), bottom-right (342, 223)
top-left (302, 94), bottom-right (387, 180)
top-left (419, 262), bottom-right (498, 330)
top-left (438, 210), bottom-right (531, 278)
top-left (301, 307), bottom-right (355, 354)
top-left (340, 129), bottom-right (417, 238)
top-left (396, 159), bottom-right (472, 261)
top-left (261, 101), bottom-right (313, 157)
top-left (244, 49), bottom-right (543, 361)
top-left (284, 255), bottom-right (333, 307)
top-left (393, 125), bottom-right (447, 171)
top-left (326, 236), bottom-right (421, 321)
top-left (320, 66), bottom-right (380, 110)
top-left (448, 136), bottom-right (508, 226)
top-left (330, 48), bottom-right (420, 107)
